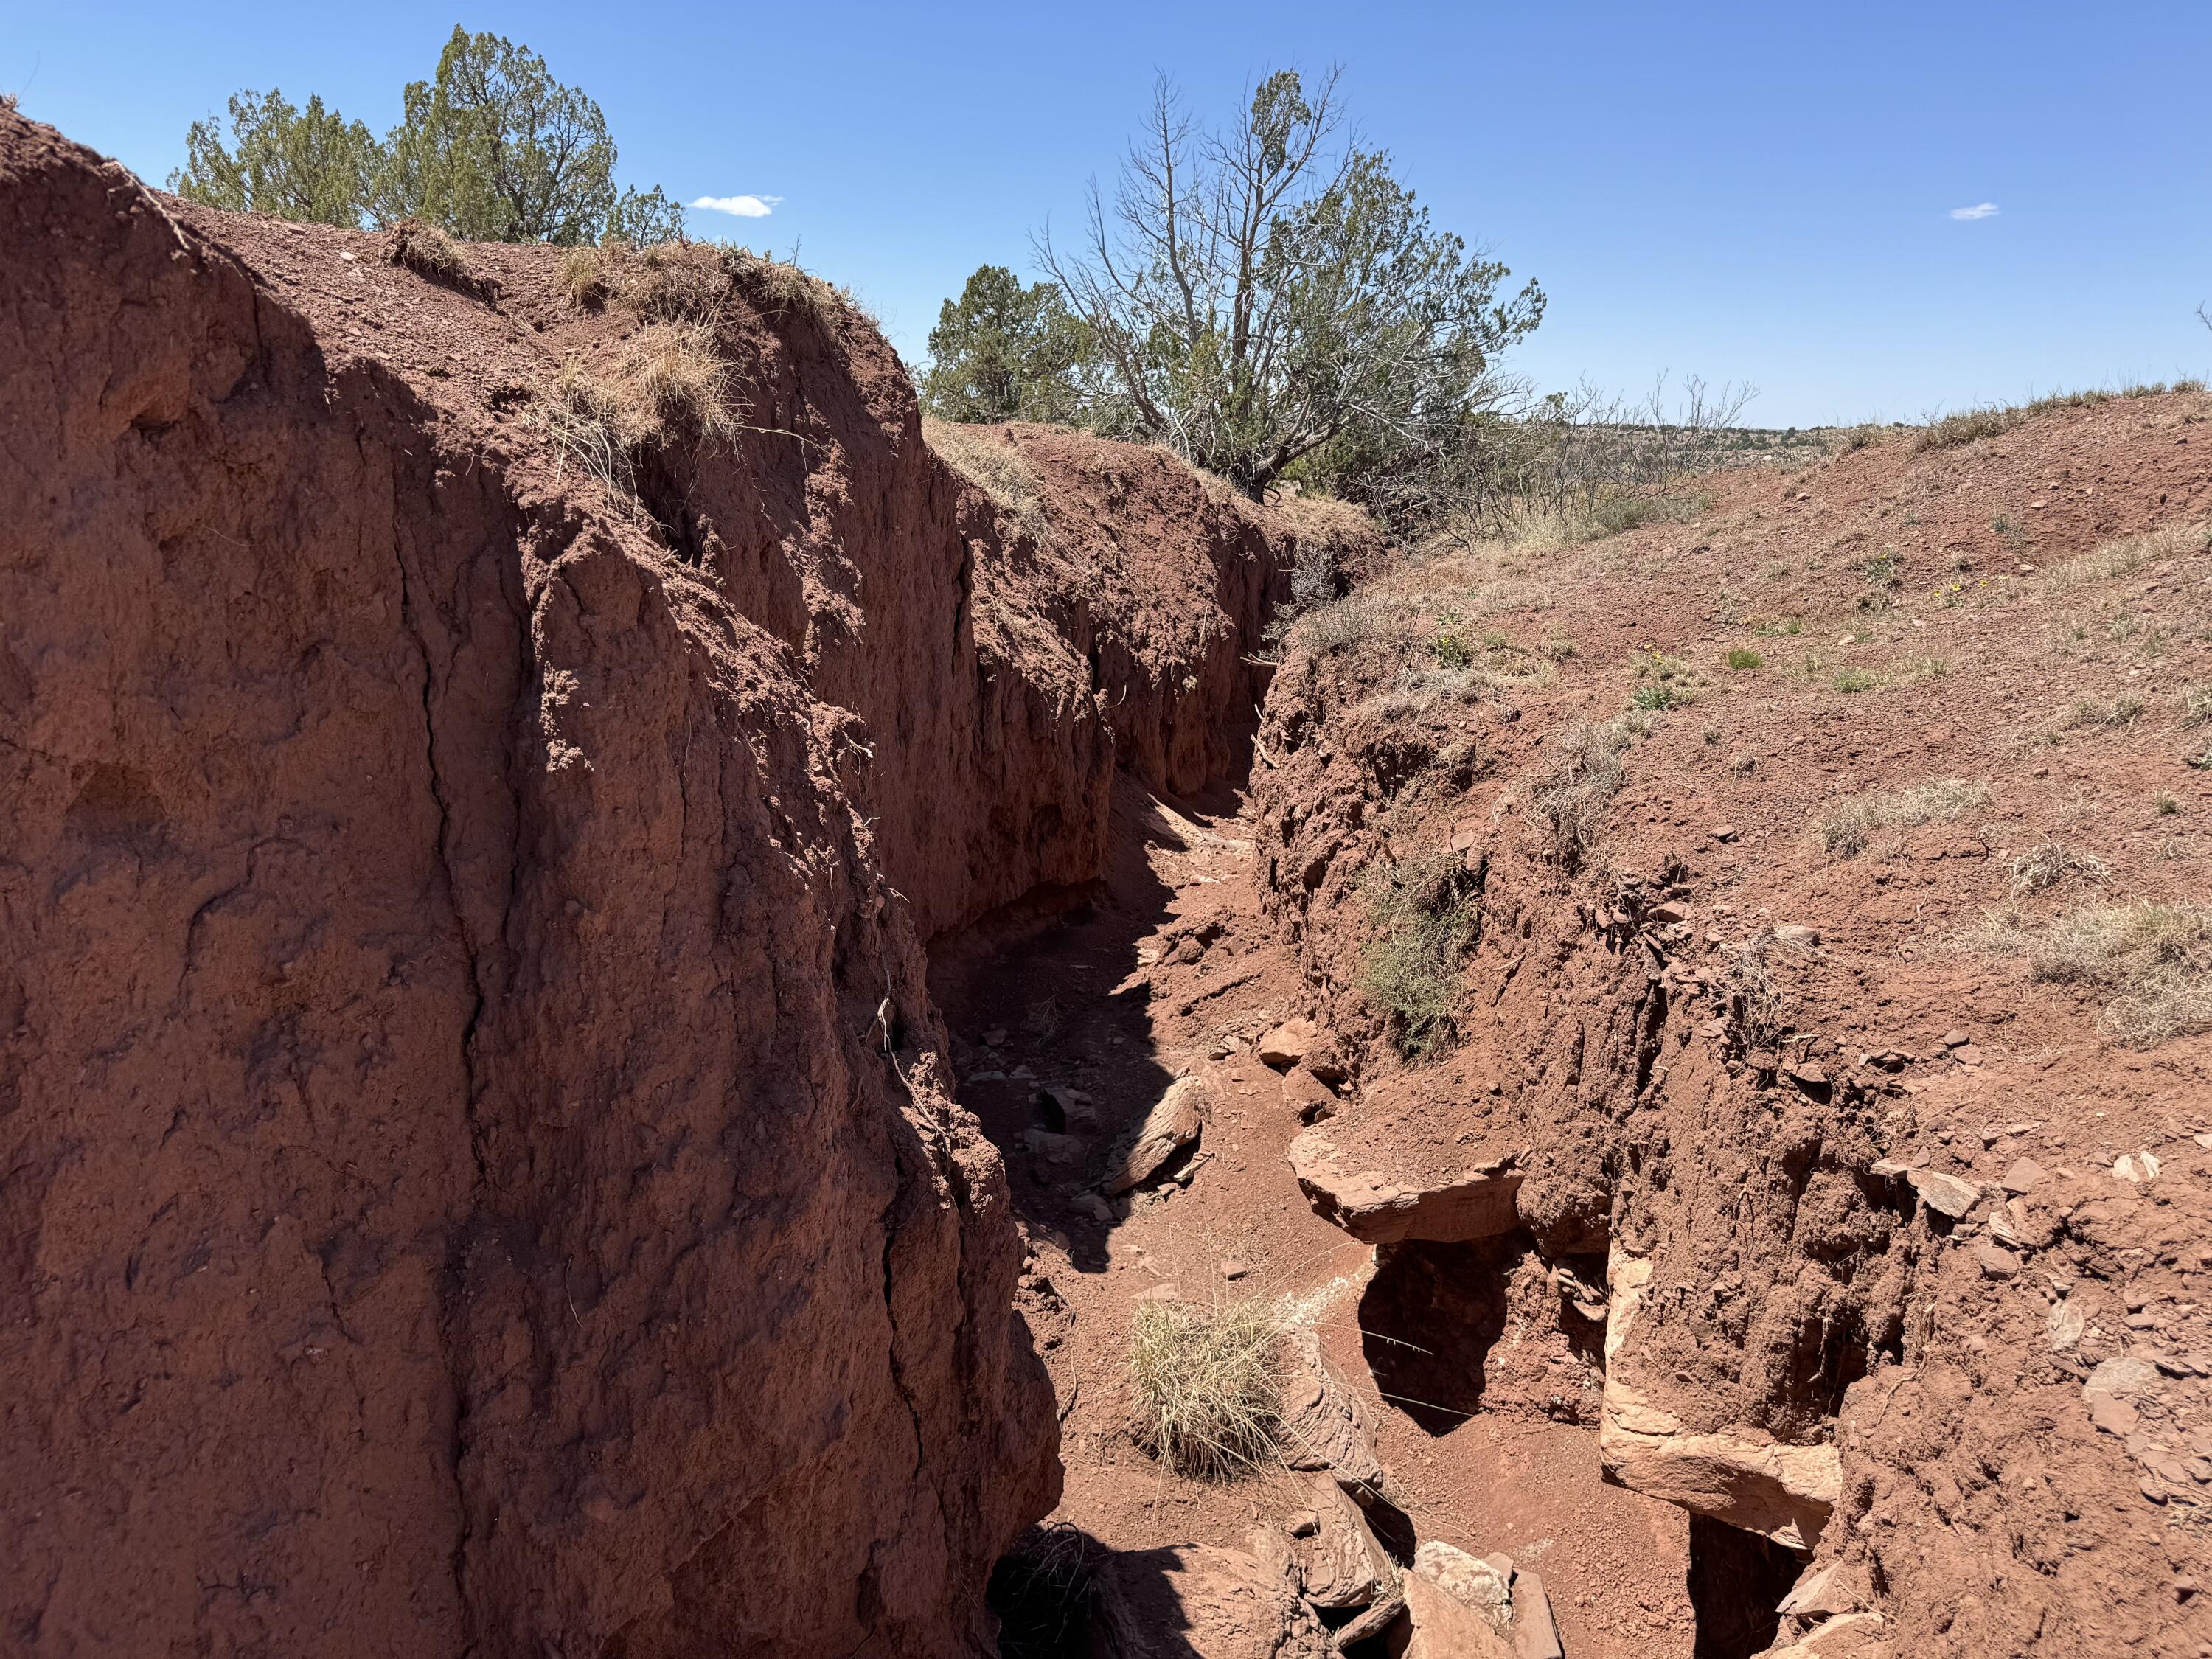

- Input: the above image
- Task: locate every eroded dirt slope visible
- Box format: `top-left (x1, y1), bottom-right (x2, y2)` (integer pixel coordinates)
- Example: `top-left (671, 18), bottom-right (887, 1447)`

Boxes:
top-left (1251, 395), bottom-right (2212, 1655)
top-left (0, 112), bottom-right (1338, 1657)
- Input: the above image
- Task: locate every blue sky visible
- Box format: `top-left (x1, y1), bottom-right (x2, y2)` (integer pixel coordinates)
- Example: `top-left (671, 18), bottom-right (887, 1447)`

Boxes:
top-left (12, 1), bottom-right (2209, 426)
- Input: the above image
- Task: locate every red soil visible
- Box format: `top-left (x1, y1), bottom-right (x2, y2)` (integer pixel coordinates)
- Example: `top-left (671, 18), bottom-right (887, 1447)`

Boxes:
top-left (9, 96), bottom-right (2212, 1659)
top-left (0, 111), bottom-right (1343, 1658)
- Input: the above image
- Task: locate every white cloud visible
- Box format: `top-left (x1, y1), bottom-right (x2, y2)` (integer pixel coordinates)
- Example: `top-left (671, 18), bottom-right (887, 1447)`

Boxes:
top-left (693, 192), bottom-right (782, 218)
top-left (1949, 201), bottom-right (2000, 221)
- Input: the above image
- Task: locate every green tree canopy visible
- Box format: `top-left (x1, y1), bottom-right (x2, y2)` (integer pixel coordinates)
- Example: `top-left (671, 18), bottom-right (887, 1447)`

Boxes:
top-left (920, 265), bottom-right (1092, 423)
top-left (173, 91), bottom-right (378, 226)
top-left (1036, 69), bottom-right (1543, 498)
top-left (170, 27), bottom-right (685, 246)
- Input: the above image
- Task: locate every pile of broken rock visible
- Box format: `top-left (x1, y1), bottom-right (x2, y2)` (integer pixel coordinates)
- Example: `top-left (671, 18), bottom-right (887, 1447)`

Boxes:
top-left (1083, 1484), bottom-right (1567, 1658)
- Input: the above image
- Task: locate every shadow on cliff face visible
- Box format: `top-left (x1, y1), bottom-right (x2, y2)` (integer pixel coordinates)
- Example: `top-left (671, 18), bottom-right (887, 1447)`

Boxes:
top-left (929, 775), bottom-right (1248, 1277)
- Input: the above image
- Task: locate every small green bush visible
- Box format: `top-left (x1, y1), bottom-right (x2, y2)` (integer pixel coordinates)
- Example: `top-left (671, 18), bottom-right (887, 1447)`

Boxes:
top-left (1725, 647), bottom-right (1764, 672)
top-left (1360, 852), bottom-right (1480, 1058)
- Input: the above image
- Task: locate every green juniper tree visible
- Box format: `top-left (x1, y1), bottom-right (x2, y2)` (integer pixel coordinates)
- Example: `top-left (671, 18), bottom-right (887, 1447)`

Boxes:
top-left (172, 91), bottom-right (378, 226)
top-left (920, 265), bottom-right (1092, 423)
top-left (1036, 68), bottom-right (1543, 500)
top-left (171, 27), bottom-right (685, 246)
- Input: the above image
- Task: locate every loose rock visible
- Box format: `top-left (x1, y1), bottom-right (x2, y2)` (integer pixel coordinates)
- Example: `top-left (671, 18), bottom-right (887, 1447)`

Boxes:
top-left (1279, 1330), bottom-right (1386, 1495)
top-left (1256, 1017), bottom-right (1318, 1071)
top-left (1288, 1128), bottom-right (1523, 1244)
top-left (1291, 1476), bottom-right (1394, 1609)
top-left (1402, 1562), bottom-right (1514, 1659)
top-left (1103, 1076), bottom-right (1211, 1194)
top-left (1085, 1544), bottom-right (1332, 1658)
top-left (1905, 1166), bottom-right (1980, 1218)
top-left (1412, 1541), bottom-right (1512, 1635)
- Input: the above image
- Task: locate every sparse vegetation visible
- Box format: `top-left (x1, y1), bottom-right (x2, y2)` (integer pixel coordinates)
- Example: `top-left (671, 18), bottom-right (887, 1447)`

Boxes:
top-left (615, 244), bottom-right (727, 324)
top-left (2008, 840), bottom-right (2110, 894)
top-left (554, 245), bottom-right (610, 310)
top-left (1726, 927), bottom-right (1813, 1050)
top-left (1531, 712), bottom-right (1646, 869)
top-left (923, 418), bottom-right (1052, 543)
top-left (1970, 902), bottom-right (2212, 1047)
top-left (1913, 383), bottom-right (2202, 453)
top-left (535, 323), bottom-right (733, 503)
top-left (1360, 852), bottom-right (1480, 1057)
top-left (1833, 667), bottom-right (1879, 693)
top-left (1725, 647), bottom-right (1764, 671)
top-left (2058, 692), bottom-right (2146, 731)
top-left (387, 216), bottom-right (470, 287)
top-left (2048, 521), bottom-right (2211, 588)
top-left (1126, 1294), bottom-right (1287, 1478)
top-left (1813, 778), bottom-right (1991, 858)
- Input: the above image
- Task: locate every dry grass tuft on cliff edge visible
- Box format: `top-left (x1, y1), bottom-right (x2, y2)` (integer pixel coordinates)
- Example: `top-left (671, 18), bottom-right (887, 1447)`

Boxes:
top-left (536, 323), bottom-right (734, 500)
top-left (387, 218), bottom-right (477, 291)
top-left (925, 418), bottom-right (1054, 544)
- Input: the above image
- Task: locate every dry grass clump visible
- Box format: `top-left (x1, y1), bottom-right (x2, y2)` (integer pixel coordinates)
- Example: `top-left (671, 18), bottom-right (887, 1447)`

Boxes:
top-left (1270, 493), bottom-right (1382, 629)
top-left (2057, 692), bottom-right (2146, 731)
top-left (1531, 712), bottom-right (1647, 869)
top-left (388, 218), bottom-right (474, 289)
top-left (1360, 851), bottom-right (1481, 1057)
top-left (720, 246), bottom-right (834, 320)
top-left (2048, 522), bottom-right (2210, 588)
top-left (1273, 490), bottom-right (1382, 549)
top-left (1969, 901), bottom-right (2212, 1046)
top-left (922, 417), bottom-right (1052, 544)
top-left (1812, 778), bottom-right (1991, 858)
top-left (616, 243), bottom-right (727, 324)
top-left (623, 323), bottom-right (734, 438)
top-left (2008, 839), bottom-right (2110, 894)
top-left (2183, 684), bottom-right (2212, 727)
top-left (535, 324), bottom-right (733, 499)
top-left (1916, 406), bottom-right (2020, 451)
top-left (1127, 1295), bottom-right (1287, 1479)
top-left (1293, 590), bottom-right (1428, 662)
top-left (553, 245), bottom-right (611, 310)
top-left (1727, 927), bottom-right (1812, 1050)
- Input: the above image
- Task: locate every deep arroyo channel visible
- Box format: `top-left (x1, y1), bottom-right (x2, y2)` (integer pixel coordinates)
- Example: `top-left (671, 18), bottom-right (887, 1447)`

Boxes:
top-left (933, 771), bottom-right (1755, 1658)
